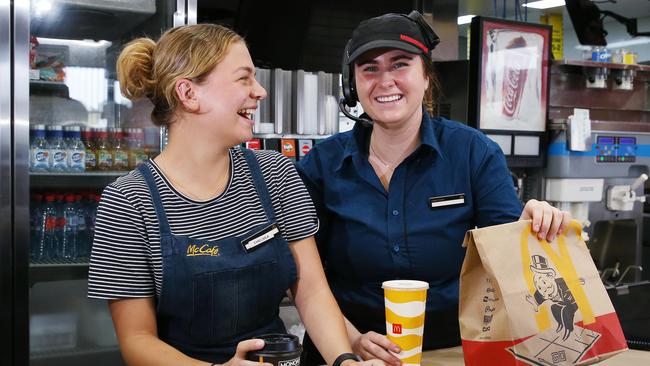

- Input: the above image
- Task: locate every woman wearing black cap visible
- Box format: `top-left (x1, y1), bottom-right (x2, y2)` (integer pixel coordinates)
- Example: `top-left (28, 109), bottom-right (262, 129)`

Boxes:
top-left (296, 11), bottom-right (571, 365)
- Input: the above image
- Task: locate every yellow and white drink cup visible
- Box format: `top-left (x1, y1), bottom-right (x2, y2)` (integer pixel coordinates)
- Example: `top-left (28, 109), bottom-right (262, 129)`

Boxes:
top-left (382, 280), bottom-right (429, 366)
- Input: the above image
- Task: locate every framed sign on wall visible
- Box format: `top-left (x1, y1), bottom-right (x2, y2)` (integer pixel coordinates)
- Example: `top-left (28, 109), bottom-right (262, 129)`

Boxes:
top-left (468, 17), bottom-right (552, 167)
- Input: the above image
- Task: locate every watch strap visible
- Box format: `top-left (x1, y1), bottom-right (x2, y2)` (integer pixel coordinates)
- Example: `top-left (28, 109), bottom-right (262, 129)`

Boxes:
top-left (333, 352), bottom-right (362, 366)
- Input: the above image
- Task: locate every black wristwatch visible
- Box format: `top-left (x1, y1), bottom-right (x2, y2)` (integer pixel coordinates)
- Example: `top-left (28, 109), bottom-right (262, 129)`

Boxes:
top-left (333, 352), bottom-right (362, 366)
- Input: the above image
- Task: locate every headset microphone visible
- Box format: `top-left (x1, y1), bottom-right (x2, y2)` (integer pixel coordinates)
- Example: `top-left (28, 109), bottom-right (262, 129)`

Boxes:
top-left (338, 98), bottom-right (373, 126)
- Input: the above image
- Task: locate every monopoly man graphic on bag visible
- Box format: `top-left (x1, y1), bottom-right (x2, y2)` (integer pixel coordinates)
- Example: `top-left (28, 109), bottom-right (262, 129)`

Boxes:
top-left (526, 254), bottom-right (580, 342)
top-left (459, 220), bottom-right (627, 365)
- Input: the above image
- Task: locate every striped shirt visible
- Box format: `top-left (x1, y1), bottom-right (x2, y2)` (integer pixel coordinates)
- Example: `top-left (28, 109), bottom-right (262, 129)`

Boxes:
top-left (87, 147), bottom-right (319, 299)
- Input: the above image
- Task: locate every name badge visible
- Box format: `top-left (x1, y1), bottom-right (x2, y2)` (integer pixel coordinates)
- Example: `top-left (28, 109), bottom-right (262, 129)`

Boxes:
top-left (241, 223), bottom-right (280, 253)
top-left (429, 193), bottom-right (465, 210)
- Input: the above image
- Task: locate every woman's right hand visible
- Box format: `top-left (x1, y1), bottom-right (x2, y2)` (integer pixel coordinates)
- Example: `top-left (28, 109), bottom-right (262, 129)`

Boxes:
top-left (352, 331), bottom-right (402, 366)
top-left (222, 339), bottom-right (272, 366)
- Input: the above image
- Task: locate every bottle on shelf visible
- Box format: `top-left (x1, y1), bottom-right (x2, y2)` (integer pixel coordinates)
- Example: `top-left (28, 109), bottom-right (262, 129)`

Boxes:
top-left (95, 128), bottom-right (113, 171)
top-left (84, 192), bottom-right (101, 256)
top-left (81, 127), bottom-right (97, 172)
top-left (46, 125), bottom-right (68, 172)
top-left (61, 194), bottom-right (79, 259)
top-left (30, 124), bottom-right (50, 172)
top-left (66, 126), bottom-right (86, 173)
top-left (75, 193), bottom-right (89, 258)
top-left (62, 125), bottom-right (73, 145)
top-left (128, 128), bottom-right (148, 169)
top-left (30, 193), bottom-right (44, 260)
top-left (34, 194), bottom-right (60, 261)
top-left (110, 127), bottom-right (129, 171)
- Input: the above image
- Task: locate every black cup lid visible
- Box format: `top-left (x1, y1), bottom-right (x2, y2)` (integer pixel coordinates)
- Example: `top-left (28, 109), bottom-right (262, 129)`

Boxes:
top-left (255, 334), bottom-right (301, 353)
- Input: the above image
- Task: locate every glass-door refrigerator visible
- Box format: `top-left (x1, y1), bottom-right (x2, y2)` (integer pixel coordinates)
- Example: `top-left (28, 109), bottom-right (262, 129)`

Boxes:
top-left (3, 1), bottom-right (196, 365)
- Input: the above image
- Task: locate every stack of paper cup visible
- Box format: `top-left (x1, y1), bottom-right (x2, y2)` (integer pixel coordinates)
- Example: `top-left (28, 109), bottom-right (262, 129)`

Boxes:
top-left (382, 280), bottom-right (429, 366)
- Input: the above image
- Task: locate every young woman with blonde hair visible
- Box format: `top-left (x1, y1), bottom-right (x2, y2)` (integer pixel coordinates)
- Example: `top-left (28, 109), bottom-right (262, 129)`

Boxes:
top-left (88, 24), bottom-right (379, 366)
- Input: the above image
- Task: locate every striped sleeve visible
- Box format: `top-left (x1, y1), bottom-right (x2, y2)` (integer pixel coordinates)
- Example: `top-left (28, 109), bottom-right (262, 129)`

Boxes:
top-left (264, 151), bottom-right (319, 243)
top-left (87, 184), bottom-right (155, 299)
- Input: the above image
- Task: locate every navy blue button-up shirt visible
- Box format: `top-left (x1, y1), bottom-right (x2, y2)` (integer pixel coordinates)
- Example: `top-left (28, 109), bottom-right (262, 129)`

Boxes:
top-left (296, 112), bottom-right (522, 316)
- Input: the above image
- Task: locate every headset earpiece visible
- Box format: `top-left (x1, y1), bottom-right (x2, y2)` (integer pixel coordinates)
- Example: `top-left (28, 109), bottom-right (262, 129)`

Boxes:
top-left (341, 40), bottom-right (358, 107)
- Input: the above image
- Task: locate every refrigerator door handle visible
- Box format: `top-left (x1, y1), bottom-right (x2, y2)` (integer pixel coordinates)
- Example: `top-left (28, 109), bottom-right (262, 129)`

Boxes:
top-left (10, 1), bottom-right (31, 365)
top-left (0, 0), bottom-right (13, 362)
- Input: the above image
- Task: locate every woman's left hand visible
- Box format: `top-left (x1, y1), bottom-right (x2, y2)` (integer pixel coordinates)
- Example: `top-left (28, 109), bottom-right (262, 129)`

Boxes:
top-left (519, 199), bottom-right (572, 242)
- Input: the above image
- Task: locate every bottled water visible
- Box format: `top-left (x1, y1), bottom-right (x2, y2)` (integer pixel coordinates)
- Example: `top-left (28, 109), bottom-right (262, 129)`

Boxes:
top-left (30, 193), bottom-right (44, 260)
top-left (65, 126), bottom-right (86, 172)
top-left (47, 125), bottom-right (68, 172)
top-left (30, 124), bottom-right (50, 172)
top-left (75, 194), bottom-right (89, 258)
top-left (36, 194), bottom-right (60, 260)
top-left (61, 194), bottom-right (79, 259)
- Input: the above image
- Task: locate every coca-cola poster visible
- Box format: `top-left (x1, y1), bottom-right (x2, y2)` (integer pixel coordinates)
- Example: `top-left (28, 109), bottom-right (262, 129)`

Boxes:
top-left (470, 18), bottom-right (551, 133)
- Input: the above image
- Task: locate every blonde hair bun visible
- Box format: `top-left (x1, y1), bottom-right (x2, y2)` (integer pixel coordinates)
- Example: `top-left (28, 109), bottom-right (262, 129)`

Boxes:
top-left (117, 38), bottom-right (156, 100)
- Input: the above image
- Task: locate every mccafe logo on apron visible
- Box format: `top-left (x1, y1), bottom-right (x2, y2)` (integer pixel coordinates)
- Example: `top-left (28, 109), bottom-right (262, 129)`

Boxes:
top-left (186, 244), bottom-right (220, 257)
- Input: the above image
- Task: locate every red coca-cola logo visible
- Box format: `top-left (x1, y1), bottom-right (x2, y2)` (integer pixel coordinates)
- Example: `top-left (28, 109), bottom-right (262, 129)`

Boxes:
top-left (503, 67), bottom-right (524, 116)
top-left (501, 36), bottom-right (528, 119)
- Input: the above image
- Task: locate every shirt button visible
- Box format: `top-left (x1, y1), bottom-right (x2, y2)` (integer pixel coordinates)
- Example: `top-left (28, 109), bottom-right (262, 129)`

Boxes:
top-left (392, 210), bottom-right (399, 216)
top-left (393, 245), bottom-right (400, 253)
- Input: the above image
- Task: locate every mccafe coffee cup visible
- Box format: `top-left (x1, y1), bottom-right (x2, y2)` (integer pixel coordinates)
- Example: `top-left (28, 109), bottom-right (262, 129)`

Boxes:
top-left (246, 334), bottom-right (302, 366)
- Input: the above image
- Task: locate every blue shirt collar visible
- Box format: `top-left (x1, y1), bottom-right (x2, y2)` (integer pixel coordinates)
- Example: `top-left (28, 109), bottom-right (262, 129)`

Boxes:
top-left (336, 110), bottom-right (445, 172)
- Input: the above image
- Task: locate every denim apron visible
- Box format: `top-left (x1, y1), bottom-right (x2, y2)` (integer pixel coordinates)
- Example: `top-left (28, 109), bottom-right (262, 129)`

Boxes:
top-left (137, 148), bottom-right (297, 363)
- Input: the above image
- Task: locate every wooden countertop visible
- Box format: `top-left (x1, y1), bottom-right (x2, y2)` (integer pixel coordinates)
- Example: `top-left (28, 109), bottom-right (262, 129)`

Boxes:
top-left (421, 346), bottom-right (650, 365)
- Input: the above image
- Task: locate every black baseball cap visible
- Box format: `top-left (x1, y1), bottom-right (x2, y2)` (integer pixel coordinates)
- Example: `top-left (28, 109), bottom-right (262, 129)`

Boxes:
top-left (346, 12), bottom-right (437, 64)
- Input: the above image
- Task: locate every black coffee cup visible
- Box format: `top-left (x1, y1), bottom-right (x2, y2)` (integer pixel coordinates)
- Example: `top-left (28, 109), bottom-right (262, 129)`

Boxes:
top-left (246, 333), bottom-right (302, 366)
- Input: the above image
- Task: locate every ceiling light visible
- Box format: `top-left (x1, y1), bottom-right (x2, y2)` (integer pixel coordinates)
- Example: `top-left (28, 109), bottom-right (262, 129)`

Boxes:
top-left (34, 0), bottom-right (52, 13)
top-left (457, 15), bottom-right (476, 25)
top-left (522, 0), bottom-right (566, 9)
top-left (37, 37), bottom-right (112, 48)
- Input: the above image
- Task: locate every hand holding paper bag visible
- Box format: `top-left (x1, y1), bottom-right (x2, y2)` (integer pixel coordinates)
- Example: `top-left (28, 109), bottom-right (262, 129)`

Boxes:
top-left (460, 220), bottom-right (627, 366)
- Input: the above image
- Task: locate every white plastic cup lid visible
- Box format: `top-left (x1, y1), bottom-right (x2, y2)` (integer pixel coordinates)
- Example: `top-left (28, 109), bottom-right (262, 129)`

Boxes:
top-left (382, 280), bottom-right (429, 290)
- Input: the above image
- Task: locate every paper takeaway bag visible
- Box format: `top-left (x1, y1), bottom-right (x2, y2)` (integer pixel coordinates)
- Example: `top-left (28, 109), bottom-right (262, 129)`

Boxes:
top-left (459, 220), bottom-right (627, 365)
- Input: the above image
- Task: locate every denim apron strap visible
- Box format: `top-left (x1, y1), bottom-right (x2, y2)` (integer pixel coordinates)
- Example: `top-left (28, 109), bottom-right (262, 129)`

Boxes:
top-left (241, 148), bottom-right (277, 223)
top-left (137, 162), bottom-right (172, 238)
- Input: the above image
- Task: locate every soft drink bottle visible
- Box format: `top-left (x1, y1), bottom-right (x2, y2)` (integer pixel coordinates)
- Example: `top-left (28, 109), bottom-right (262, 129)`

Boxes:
top-left (61, 194), bottom-right (79, 259)
top-left (128, 128), bottom-right (148, 169)
top-left (47, 125), bottom-right (68, 172)
top-left (66, 126), bottom-right (86, 172)
top-left (81, 127), bottom-right (97, 171)
top-left (36, 194), bottom-right (60, 261)
top-left (111, 128), bottom-right (129, 171)
top-left (30, 124), bottom-right (50, 172)
top-left (95, 129), bottom-right (113, 171)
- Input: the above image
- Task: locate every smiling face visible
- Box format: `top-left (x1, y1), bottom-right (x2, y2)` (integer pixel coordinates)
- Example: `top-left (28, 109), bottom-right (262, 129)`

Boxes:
top-left (353, 48), bottom-right (429, 127)
top-left (191, 41), bottom-right (267, 146)
top-left (533, 272), bottom-right (559, 299)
